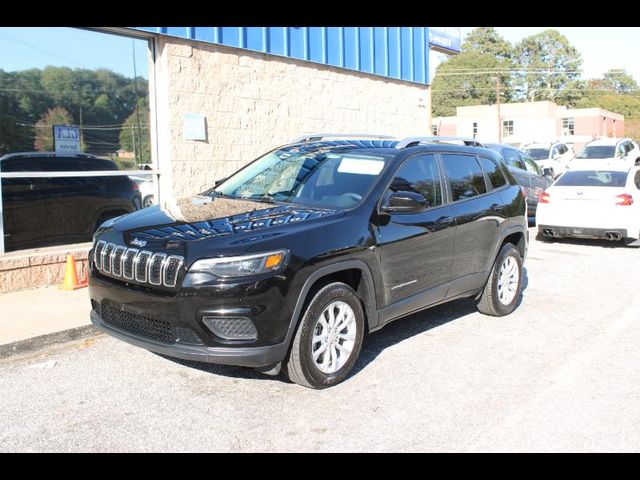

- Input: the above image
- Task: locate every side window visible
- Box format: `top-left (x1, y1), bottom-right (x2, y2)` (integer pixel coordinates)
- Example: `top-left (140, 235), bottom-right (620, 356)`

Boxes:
top-left (441, 154), bottom-right (487, 202)
top-left (559, 144), bottom-right (568, 155)
top-left (502, 148), bottom-right (525, 170)
top-left (519, 152), bottom-right (542, 175)
top-left (2, 157), bottom-right (42, 172)
top-left (624, 141), bottom-right (633, 154)
top-left (478, 156), bottom-right (507, 189)
top-left (617, 143), bottom-right (626, 157)
top-left (388, 154), bottom-right (442, 208)
top-left (551, 146), bottom-right (559, 158)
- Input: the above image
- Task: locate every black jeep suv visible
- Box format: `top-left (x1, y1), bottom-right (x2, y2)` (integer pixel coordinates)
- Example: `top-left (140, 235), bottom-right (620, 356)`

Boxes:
top-left (88, 135), bottom-right (528, 388)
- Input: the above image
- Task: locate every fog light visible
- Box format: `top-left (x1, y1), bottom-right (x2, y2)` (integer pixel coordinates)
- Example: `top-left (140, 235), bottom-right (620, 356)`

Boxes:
top-left (202, 316), bottom-right (258, 341)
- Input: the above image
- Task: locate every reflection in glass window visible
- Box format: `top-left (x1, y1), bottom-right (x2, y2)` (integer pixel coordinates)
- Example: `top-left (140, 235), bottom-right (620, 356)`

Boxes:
top-left (478, 156), bottom-right (506, 189)
top-left (441, 154), bottom-right (487, 202)
top-left (388, 154), bottom-right (442, 208)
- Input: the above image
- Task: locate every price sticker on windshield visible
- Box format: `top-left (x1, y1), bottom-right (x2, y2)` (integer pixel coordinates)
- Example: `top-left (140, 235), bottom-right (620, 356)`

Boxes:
top-left (337, 157), bottom-right (385, 175)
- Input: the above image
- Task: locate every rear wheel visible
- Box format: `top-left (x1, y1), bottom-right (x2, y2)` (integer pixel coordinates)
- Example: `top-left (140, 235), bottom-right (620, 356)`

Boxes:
top-left (285, 282), bottom-right (365, 389)
top-left (477, 243), bottom-right (523, 316)
top-left (142, 195), bottom-right (155, 208)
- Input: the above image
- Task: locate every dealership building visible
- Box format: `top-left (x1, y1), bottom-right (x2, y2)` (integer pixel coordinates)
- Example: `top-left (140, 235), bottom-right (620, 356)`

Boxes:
top-left (0, 26), bottom-right (460, 292)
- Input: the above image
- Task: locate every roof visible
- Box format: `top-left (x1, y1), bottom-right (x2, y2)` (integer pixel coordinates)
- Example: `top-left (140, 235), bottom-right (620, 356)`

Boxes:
top-left (585, 138), bottom-right (628, 146)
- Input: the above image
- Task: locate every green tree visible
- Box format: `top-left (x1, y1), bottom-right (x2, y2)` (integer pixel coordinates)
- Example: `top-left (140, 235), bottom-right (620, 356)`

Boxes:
top-left (462, 27), bottom-right (513, 61)
top-left (118, 97), bottom-right (150, 165)
top-left (602, 69), bottom-right (637, 93)
top-left (0, 94), bottom-right (32, 155)
top-left (512, 29), bottom-right (583, 102)
top-left (33, 106), bottom-right (74, 151)
top-left (432, 28), bottom-right (515, 117)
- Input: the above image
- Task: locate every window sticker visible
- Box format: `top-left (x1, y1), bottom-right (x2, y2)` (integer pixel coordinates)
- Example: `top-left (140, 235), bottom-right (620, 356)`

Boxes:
top-left (337, 157), bottom-right (385, 175)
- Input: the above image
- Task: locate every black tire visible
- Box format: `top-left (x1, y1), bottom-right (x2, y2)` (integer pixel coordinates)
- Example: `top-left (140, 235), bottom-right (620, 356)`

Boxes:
top-left (285, 282), bottom-right (365, 389)
top-left (477, 243), bottom-right (523, 317)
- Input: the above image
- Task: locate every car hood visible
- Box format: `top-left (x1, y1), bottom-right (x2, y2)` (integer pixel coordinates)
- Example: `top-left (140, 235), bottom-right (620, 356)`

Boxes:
top-left (99, 195), bottom-right (340, 254)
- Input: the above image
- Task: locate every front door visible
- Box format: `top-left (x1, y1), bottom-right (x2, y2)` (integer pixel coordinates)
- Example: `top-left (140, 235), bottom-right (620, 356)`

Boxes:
top-left (377, 153), bottom-right (456, 307)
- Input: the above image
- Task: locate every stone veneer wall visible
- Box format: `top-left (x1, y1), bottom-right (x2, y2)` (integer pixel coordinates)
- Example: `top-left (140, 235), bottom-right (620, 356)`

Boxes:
top-left (0, 246), bottom-right (89, 294)
top-left (154, 36), bottom-right (431, 199)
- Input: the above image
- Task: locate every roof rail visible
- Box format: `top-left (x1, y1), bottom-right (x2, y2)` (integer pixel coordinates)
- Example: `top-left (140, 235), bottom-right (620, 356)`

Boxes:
top-left (289, 133), bottom-right (396, 144)
top-left (396, 136), bottom-right (487, 149)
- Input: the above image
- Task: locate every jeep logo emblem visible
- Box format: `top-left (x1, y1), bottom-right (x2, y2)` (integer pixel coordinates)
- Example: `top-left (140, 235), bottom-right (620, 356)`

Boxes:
top-left (130, 238), bottom-right (147, 248)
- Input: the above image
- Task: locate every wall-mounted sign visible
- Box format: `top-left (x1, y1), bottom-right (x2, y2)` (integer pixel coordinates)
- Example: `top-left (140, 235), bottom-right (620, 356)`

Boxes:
top-left (184, 113), bottom-right (207, 141)
top-left (53, 125), bottom-right (81, 154)
top-left (429, 27), bottom-right (461, 54)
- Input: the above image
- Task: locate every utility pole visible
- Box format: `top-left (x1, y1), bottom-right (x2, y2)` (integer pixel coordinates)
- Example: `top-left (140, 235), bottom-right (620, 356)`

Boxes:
top-left (79, 104), bottom-right (83, 152)
top-left (496, 76), bottom-right (502, 143)
top-left (132, 126), bottom-right (137, 162)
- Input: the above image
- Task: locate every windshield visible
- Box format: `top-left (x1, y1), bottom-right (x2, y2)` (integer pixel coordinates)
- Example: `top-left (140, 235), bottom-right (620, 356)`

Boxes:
top-left (555, 170), bottom-right (627, 187)
top-left (523, 148), bottom-right (550, 160)
top-left (576, 145), bottom-right (616, 159)
top-left (211, 146), bottom-right (394, 209)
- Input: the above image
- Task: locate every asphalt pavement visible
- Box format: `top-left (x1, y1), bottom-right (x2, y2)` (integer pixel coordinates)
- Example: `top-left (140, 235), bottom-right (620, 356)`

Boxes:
top-left (1, 230), bottom-right (639, 452)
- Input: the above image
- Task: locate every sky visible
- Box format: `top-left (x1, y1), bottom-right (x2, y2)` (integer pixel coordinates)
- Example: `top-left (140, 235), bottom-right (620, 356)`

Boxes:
top-left (458, 27), bottom-right (640, 82)
top-left (0, 27), bottom-right (149, 78)
top-left (1, 27), bottom-right (638, 84)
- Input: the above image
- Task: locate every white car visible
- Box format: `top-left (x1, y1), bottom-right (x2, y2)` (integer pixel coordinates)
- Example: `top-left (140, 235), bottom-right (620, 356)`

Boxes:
top-left (536, 166), bottom-right (640, 246)
top-left (522, 141), bottom-right (574, 178)
top-left (570, 137), bottom-right (640, 171)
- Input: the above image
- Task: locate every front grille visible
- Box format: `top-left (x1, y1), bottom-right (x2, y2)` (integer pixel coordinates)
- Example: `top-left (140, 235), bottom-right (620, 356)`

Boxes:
top-left (101, 304), bottom-right (175, 344)
top-left (93, 241), bottom-right (183, 288)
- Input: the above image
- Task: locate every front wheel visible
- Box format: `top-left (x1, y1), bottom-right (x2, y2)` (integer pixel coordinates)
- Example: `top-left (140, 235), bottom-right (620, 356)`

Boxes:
top-left (285, 282), bottom-right (365, 389)
top-left (477, 243), bottom-right (523, 316)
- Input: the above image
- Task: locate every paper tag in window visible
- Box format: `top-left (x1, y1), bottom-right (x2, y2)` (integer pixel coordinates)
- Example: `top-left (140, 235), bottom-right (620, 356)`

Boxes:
top-left (337, 158), bottom-right (384, 175)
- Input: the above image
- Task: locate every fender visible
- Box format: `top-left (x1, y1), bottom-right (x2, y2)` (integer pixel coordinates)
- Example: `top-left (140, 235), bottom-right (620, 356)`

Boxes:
top-left (483, 222), bottom-right (528, 276)
top-left (283, 260), bottom-right (379, 350)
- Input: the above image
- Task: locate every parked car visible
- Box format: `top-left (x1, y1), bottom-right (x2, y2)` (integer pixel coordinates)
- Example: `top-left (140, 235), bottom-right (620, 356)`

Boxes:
top-left (521, 141), bottom-right (574, 178)
top-left (0, 152), bottom-right (141, 252)
top-left (570, 138), bottom-right (640, 170)
top-left (88, 134), bottom-right (528, 389)
top-left (485, 143), bottom-right (554, 222)
top-left (537, 166), bottom-right (640, 246)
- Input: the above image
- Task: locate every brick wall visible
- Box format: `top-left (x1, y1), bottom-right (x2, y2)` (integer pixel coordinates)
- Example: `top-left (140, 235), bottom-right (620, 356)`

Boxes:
top-left (0, 246), bottom-right (89, 294)
top-left (154, 37), bottom-right (431, 199)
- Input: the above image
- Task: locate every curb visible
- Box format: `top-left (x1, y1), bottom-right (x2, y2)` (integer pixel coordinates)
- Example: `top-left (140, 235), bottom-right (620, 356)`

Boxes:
top-left (0, 325), bottom-right (102, 359)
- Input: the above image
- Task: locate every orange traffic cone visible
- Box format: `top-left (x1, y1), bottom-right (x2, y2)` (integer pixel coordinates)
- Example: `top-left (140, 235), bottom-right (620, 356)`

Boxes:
top-left (59, 255), bottom-right (88, 290)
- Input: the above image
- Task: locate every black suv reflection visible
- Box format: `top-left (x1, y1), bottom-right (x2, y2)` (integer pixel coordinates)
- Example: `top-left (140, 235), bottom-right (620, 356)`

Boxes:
top-left (1, 152), bottom-right (141, 252)
top-left (89, 135), bottom-right (528, 389)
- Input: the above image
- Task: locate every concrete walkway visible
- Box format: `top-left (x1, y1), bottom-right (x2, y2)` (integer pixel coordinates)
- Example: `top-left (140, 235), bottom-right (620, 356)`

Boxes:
top-left (0, 286), bottom-right (96, 358)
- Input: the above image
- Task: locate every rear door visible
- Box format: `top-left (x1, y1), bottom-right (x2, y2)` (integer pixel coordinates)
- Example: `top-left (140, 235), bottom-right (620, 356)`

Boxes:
top-left (377, 153), bottom-right (455, 306)
top-left (442, 153), bottom-right (503, 286)
top-left (520, 151), bottom-right (550, 196)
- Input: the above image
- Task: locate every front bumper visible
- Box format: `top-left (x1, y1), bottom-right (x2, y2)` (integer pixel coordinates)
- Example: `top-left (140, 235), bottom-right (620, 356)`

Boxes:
top-left (90, 310), bottom-right (288, 367)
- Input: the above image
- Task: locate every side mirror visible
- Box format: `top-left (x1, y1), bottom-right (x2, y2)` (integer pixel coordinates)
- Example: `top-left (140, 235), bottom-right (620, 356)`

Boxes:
top-left (382, 191), bottom-right (428, 213)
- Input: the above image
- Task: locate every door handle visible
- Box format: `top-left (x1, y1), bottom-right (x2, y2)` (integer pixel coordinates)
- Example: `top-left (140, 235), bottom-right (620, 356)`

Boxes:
top-left (490, 203), bottom-right (504, 213)
top-left (436, 216), bottom-right (454, 225)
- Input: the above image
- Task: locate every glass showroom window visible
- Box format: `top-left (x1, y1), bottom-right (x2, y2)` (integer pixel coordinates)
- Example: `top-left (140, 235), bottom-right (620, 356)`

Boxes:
top-left (0, 27), bottom-right (158, 254)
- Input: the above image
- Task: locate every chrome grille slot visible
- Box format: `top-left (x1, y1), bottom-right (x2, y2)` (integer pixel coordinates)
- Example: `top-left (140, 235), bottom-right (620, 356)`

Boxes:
top-left (148, 253), bottom-right (167, 285)
top-left (94, 241), bottom-right (106, 270)
top-left (92, 242), bottom-right (183, 289)
top-left (112, 246), bottom-right (126, 277)
top-left (122, 248), bottom-right (138, 280)
top-left (163, 256), bottom-right (184, 288)
top-left (102, 243), bottom-right (115, 274)
top-left (135, 251), bottom-right (152, 282)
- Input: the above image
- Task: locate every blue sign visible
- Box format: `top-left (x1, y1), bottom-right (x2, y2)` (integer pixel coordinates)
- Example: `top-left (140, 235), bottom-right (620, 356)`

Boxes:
top-left (428, 27), bottom-right (461, 53)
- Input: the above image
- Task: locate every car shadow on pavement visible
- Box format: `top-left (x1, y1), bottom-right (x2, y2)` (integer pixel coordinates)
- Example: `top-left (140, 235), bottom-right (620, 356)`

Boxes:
top-left (158, 268), bottom-right (529, 385)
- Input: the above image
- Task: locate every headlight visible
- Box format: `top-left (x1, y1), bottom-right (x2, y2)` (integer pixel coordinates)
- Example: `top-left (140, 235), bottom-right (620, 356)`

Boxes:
top-left (188, 250), bottom-right (288, 279)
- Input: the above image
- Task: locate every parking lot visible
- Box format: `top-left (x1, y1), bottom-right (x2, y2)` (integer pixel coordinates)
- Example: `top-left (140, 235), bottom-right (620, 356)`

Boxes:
top-left (1, 228), bottom-right (639, 452)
